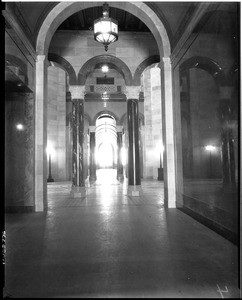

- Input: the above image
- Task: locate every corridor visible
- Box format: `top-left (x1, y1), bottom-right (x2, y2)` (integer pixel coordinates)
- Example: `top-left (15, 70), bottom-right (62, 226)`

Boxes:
top-left (5, 170), bottom-right (239, 298)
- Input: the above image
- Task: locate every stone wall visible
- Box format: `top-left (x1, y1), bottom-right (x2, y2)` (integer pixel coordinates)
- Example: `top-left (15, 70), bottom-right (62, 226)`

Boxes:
top-left (47, 66), bottom-right (67, 181)
top-left (50, 30), bottom-right (159, 76)
top-left (86, 69), bottom-right (125, 93)
top-left (142, 66), bottom-right (163, 179)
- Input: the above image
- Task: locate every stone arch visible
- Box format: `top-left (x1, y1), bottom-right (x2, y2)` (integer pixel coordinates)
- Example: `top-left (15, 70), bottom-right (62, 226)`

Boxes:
top-left (92, 111), bottom-right (120, 126)
top-left (133, 55), bottom-right (160, 86)
top-left (48, 53), bottom-right (77, 85)
top-left (36, 2), bottom-right (170, 58)
top-left (78, 55), bottom-right (132, 86)
top-left (180, 56), bottom-right (226, 86)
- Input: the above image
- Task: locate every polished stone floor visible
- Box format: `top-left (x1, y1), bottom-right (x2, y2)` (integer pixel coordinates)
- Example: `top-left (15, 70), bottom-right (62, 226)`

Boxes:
top-left (4, 169), bottom-right (240, 298)
top-left (183, 179), bottom-right (238, 213)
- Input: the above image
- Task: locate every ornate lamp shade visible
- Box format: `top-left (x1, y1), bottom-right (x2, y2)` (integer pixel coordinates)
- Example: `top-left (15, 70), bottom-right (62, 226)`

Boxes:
top-left (94, 3), bottom-right (118, 51)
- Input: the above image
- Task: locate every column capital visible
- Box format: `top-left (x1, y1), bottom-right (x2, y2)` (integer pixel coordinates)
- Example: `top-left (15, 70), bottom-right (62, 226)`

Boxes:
top-left (89, 126), bottom-right (96, 132)
top-left (116, 125), bottom-right (123, 132)
top-left (158, 57), bottom-right (171, 70)
top-left (69, 85), bottom-right (86, 99)
top-left (36, 54), bottom-right (47, 62)
top-left (36, 54), bottom-right (49, 68)
top-left (126, 86), bottom-right (141, 99)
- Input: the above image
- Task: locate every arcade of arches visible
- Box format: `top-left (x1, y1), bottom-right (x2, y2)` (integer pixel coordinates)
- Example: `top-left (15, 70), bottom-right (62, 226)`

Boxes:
top-left (4, 1), bottom-right (240, 298)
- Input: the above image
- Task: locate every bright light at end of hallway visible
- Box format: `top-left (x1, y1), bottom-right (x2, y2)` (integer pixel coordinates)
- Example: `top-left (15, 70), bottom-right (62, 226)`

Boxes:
top-left (156, 141), bottom-right (164, 153)
top-left (97, 143), bottom-right (113, 168)
top-left (205, 145), bottom-right (216, 152)
top-left (46, 142), bottom-right (55, 157)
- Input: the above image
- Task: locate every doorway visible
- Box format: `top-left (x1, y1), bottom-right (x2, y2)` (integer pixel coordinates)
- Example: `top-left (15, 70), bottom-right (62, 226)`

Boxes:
top-left (95, 114), bottom-right (118, 183)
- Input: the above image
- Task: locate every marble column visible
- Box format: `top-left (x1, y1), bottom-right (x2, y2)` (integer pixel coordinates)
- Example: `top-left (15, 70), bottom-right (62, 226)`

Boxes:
top-left (218, 86), bottom-right (236, 188)
top-left (126, 86), bottom-right (141, 196)
top-left (159, 58), bottom-right (176, 208)
top-left (89, 130), bottom-right (97, 182)
top-left (139, 124), bottom-right (144, 179)
top-left (117, 131), bottom-right (124, 181)
top-left (69, 85), bottom-right (86, 197)
top-left (35, 55), bottom-right (48, 211)
top-left (66, 91), bottom-right (72, 181)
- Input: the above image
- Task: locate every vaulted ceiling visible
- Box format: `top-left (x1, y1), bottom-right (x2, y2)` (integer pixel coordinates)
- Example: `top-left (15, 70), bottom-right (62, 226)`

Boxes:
top-left (5, 1), bottom-right (238, 50)
top-left (4, 2), bottom-right (239, 92)
top-left (5, 1), bottom-right (199, 49)
top-left (57, 6), bottom-right (150, 32)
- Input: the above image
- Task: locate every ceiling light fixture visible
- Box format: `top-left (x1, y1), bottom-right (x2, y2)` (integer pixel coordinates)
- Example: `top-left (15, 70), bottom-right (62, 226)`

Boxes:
top-left (94, 2), bottom-right (118, 51)
top-left (101, 64), bottom-right (109, 78)
top-left (101, 65), bottom-right (109, 73)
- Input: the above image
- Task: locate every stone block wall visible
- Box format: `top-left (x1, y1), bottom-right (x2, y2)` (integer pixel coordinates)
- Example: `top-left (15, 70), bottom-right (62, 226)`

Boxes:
top-left (142, 66), bottom-right (163, 179)
top-left (47, 66), bottom-right (67, 181)
top-left (143, 68), bottom-right (153, 179)
top-left (49, 30), bottom-right (159, 77)
top-left (86, 69), bottom-right (125, 93)
top-left (150, 67), bottom-right (163, 178)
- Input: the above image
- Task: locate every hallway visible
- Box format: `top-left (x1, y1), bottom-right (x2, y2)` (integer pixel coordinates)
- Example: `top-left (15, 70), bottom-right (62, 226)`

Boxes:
top-left (5, 170), bottom-right (239, 298)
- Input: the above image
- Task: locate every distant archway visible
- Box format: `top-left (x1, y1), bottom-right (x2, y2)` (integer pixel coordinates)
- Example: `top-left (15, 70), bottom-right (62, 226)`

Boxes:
top-left (95, 114), bottom-right (117, 169)
top-left (133, 55), bottom-right (160, 86)
top-left (48, 53), bottom-right (77, 85)
top-left (78, 55), bottom-right (132, 86)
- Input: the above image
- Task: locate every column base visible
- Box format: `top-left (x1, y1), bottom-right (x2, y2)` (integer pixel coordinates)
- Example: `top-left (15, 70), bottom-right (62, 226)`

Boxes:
top-left (89, 175), bottom-right (97, 182)
top-left (127, 185), bottom-right (142, 197)
top-left (117, 174), bottom-right (124, 182)
top-left (70, 186), bottom-right (86, 198)
top-left (47, 177), bottom-right (54, 182)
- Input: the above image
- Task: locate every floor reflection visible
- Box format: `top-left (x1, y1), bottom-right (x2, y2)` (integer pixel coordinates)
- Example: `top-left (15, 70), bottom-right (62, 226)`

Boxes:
top-left (95, 168), bottom-right (120, 186)
top-left (183, 179), bottom-right (238, 213)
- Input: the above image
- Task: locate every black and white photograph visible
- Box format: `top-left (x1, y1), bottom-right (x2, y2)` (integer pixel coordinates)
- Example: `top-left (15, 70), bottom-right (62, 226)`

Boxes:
top-left (3, 0), bottom-right (240, 298)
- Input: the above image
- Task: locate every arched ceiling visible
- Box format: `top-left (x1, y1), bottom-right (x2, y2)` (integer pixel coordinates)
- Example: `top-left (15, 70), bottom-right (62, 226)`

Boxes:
top-left (57, 6), bottom-right (150, 32)
top-left (5, 1), bottom-right (238, 52)
top-left (5, 1), bottom-right (205, 51)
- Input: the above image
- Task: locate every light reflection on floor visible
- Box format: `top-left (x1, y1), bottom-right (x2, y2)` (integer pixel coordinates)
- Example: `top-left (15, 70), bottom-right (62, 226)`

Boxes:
top-left (95, 168), bottom-right (120, 185)
top-left (5, 169), bottom-right (239, 298)
top-left (47, 169), bottom-right (164, 210)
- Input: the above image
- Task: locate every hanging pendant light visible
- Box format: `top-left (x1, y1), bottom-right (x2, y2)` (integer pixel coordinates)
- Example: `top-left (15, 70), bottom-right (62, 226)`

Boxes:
top-left (94, 2), bottom-right (118, 51)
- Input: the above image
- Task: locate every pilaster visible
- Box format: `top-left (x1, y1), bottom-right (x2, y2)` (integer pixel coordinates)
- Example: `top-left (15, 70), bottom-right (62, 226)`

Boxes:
top-left (35, 55), bottom-right (48, 211)
top-left (159, 57), bottom-right (176, 208)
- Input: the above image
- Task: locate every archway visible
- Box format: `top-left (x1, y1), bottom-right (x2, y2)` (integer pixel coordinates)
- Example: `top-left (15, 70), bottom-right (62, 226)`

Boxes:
top-left (34, 1), bottom-right (178, 211)
top-left (78, 55), bottom-right (132, 86)
top-left (95, 114), bottom-right (119, 184)
top-left (36, 2), bottom-right (170, 57)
